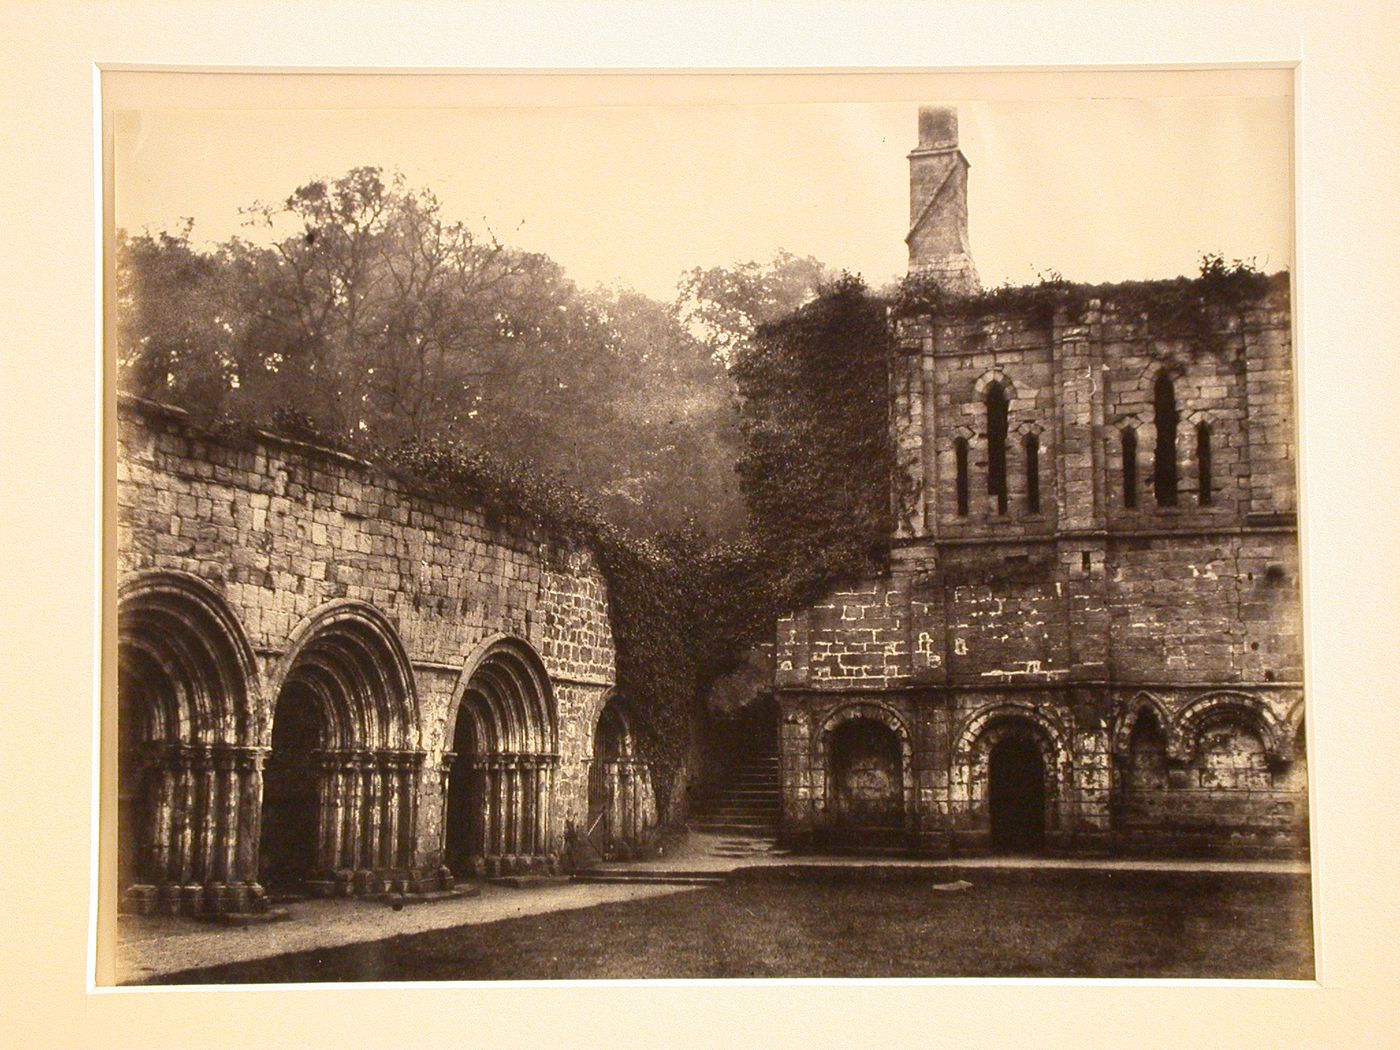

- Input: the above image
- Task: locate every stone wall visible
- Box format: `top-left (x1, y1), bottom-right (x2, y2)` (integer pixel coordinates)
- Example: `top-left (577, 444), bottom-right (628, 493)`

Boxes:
top-left (115, 397), bottom-right (657, 912)
top-left (775, 287), bottom-right (1307, 857)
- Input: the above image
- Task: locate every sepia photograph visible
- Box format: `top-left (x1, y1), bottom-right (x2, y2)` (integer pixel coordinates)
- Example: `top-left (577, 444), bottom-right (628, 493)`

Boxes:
top-left (101, 68), bottom-right (1312, 986)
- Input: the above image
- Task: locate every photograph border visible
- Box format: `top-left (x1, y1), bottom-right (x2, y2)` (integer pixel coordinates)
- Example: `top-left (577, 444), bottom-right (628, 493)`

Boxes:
top-left (4, 2), bottom-right (1397, 1046)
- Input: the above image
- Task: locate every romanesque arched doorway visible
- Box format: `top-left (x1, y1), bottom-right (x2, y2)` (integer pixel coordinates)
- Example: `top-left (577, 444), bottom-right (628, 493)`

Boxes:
top-left (585, 695), bottom-right (654, 857)
top-left (828, 717), bottom-right (906, 842)
top-left (989, 734), bottom-right (1045, 852)
top-left (956, 706), bottom-right (1066, 855)
top-left (443, 637), bottom-right (558, 877)
top-left (116, 572), bottom-right (262, 915)
top-left (261, 602), bottom-right (423, 896)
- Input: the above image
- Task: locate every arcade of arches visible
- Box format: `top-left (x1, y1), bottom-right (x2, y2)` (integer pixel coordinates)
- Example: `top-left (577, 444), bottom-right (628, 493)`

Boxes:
top-left (116, 575), bottom-right (650, 916)
top-left (777, 693), bottom-right (1308, 857)
top-left (113, 399), bottom-right (646, 917)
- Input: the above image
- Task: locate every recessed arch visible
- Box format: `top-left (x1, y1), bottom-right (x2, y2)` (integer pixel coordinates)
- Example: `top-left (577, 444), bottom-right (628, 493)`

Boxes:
top-left (953, 700), bottom-right (1070, 762)
top-left (268, 599), bottom-right (420, 752)
top-left (1112, 691), bottom-right (1178, 758)
top-left (814, 702), bottom-right (916, 843)
top-left (585, 691), bottom-right (656, 856)
top-left (260, 600), bottom-right (424, 893)
top-left (116, 570), bottom-right (264, 914)
top-left (1175, 691), bottom-right (1283, 762)
top-left (973, 368), bottom-right (1020, 401)
top-left (118, 570), bottom-right (261, 746)
top-left (442, 634), bottom-right (560, 876)
top-left (952, 703), bottom-right (1073, 853)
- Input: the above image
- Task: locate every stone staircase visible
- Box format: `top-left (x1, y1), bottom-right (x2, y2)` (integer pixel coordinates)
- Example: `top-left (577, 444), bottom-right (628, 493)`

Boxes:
top-left (688, 747), bottom-right (781, 839)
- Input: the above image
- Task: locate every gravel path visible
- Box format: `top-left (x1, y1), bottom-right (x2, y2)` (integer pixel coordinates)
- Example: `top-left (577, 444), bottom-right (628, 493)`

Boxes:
top-left (117, 881), bottom-right (700, 983)
top-left (116, 832), bottom-right (1309, 984)
top-left (594, 831), bottom-right (1313, 875)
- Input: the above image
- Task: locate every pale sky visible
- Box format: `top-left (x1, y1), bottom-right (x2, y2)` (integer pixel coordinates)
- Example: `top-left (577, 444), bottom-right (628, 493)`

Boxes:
top-left (113, 91), bottom-right (1292, 300)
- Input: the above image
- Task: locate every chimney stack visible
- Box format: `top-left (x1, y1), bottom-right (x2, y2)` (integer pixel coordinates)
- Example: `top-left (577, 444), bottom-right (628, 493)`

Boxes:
top-left (906, 106), bottom-right (979, 293)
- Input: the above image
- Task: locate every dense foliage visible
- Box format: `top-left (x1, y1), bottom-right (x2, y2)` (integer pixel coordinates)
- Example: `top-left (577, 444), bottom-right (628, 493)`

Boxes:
top-left (116, 169), bottom-right (742, 537)
top-left (728, 274), bottom-right (904, 615)
top-left (119, 168), bottom-right (1285, 814)
top-left (894, 254), bottom-right (1286, 358)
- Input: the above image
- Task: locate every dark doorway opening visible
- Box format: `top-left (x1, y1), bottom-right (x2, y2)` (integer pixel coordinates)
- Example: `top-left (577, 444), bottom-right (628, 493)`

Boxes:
top-left (116, 662), bottom-right (153, 891)
top-left (445, 705), bottom-right (483, 875)
top-left (989, 734), bottom-right (1046, 852)
top-left (259, 685), bottom-right (323, 890)
top-left (587, 704), bottom-right (623, 847)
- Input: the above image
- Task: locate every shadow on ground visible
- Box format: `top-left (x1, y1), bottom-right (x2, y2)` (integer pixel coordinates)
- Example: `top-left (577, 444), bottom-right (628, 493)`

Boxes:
top-left (138, 867), bottom-right (1313, 984)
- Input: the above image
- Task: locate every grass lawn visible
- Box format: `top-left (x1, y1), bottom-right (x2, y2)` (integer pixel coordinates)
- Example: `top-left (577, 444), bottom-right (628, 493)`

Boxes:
top-left (147, 868), bottom-right (1313, 983)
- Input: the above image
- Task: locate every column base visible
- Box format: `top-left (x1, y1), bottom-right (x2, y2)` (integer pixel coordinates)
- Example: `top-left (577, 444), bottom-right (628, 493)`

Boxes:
top-left (119, 880), bottom-right (269, 917)
top-left (479, 852), bottom-right (560, 876)
top-left (308, 866), bottom-right (458, 897)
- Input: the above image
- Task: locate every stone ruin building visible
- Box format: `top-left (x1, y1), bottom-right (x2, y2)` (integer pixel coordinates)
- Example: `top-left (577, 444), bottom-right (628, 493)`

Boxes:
top-left (753, 107), bottom-right (1306, 858)
top-left (115, 400), bottom-right (657, 916)
top-left (113, 104), bottom-right (1306, 919)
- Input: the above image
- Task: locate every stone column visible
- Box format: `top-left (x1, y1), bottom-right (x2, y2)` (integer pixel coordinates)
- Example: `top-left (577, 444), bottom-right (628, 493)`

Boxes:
top-left (506, 754), bottom-right (522, 860)
top-left (234, 747), bottom-right (265, 884)
top-left (145, 747), bottom-right (174, 885)
top-left (525, 758), bottom-right (539, 856)
top-left (383, 753), bottom-right (402, 871)
top-left (173, 746), bottom-right (195, 885)
top-left (437, 752), bottom-right (455, 862)
top-left (480, 760), bottom-right (496, 860)
top-left (216, 747), bottom-right (238, 883)
top-left (628, 760), bottom-right (641, 841)
top-left (533, 760), bottom-right (549, 857)
top-left (315, 751), bottom-right (340, 873)
top-left (404, 753), bottom-right (424, 869)
top-left (191, 746), bottom-right (218, 885)
top-left (492, 758), bottom-right (508, 858)
top-left (543, 756), bottom-right (558, 856)
top-left (365, 753), bottom-right (383, 874)
top-left (344, 753), bottom-right (365, 871)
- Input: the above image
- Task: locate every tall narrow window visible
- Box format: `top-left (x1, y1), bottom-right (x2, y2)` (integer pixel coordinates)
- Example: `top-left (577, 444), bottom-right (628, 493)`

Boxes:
top-left (1122, 428), bottom-right (1138, 508)
top-left (1024, 433), bottom-right (1041, 514)
top-left (1196, 422), bottom-right (1213, 505)
top-left (986, 382), bottom-right (1009, 515)
top-left (1152, 373), bottom-right (1179, 507)
top-left (954, 437), bottom-right (969, 517)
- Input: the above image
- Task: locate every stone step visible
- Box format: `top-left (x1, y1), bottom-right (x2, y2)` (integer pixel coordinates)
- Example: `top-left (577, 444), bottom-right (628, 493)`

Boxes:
top-left (371, 884), bottom-right (481, 906)
top-left (697, 810), bottom-right (780, 821)
top-left (200, 908), bottom-right (293, 926)
top-left (690, 820), bottom-right (780, 835)
top-left (488, 874), bottom-right (573, 890)
top-left (571, 872), bottom-right (727, 887)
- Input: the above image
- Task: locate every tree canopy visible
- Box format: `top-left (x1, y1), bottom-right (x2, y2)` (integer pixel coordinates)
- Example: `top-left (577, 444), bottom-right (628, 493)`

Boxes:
top-left (116, 168), bottom-right (746, 537)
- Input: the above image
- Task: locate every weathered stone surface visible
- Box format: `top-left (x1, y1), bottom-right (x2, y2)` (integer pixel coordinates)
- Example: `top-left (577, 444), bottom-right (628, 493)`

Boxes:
top-left (115, 398), bottom-right (658, 912)
top-left (776, 289), bottom-right (1306, 858)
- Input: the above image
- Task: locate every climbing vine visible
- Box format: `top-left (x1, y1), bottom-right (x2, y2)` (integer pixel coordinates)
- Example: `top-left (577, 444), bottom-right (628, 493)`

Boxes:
top-left (728, 273), bottom-right (906, 614)
top-left (177, 256), bottom-right (1286, 821)
top-left (894, 255), bottom-right (1287, 359)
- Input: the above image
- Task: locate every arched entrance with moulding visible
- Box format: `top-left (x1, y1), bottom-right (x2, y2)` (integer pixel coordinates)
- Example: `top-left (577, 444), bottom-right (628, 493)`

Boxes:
top-left (955, 704), bottom-right (1068, 854)
top-left (443, 636), bottom-right (559, 877)
top-left (816, 703), bottom-right (915, 848)
top-left (116, 571), bottom-right (264, 916)
top-left (260, 601), bottom-right (427, 897)
top-left (585, 693), bottom-right (656, 858)
top-left (1172, 691), bottom-right (1303, 853)
top-left (1109, 695), bottom-right (1174, 847)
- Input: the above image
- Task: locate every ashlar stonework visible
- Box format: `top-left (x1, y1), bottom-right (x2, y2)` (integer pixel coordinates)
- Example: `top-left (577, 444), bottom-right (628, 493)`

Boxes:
top-left (770, 107), bottom-right (1306, 859)
top-left (115, 397), bottom-right (657, 916)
